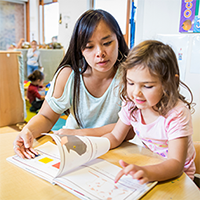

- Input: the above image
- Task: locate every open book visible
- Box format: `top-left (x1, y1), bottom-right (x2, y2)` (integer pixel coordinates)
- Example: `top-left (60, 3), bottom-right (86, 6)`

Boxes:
top-left (7, 134), bottom-right (157, 200)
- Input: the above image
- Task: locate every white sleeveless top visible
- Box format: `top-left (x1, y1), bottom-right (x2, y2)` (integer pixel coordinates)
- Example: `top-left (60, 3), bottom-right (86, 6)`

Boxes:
top-left (45, 66), bottom-right (122, 129)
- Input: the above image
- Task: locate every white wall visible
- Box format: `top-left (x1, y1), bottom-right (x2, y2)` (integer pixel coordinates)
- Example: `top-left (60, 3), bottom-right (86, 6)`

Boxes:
top-left (135, 0), bottom-right (182, 45)
top-left (135, 0), bottom-right (200, 141)
top-left (29, 0), bottom-right (91, 46)
top-left (94, 0), bottom-right (127, 35)
top-left (29, 0), bottom-right (39, 42)
top-left (58, 0), bottom-right (91, 50)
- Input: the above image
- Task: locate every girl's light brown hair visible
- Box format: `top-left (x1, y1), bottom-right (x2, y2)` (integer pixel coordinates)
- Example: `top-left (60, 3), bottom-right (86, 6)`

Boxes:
top-left (120, 40), bottom-right (194, 117)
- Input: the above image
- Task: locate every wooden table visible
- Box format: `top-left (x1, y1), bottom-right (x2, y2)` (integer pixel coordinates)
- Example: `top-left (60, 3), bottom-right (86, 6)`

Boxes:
top-left (0, 127), bottom-right (200, 200)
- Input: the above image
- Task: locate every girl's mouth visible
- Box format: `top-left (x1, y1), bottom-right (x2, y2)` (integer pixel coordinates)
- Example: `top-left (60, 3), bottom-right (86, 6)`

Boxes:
top-left (135, 99), bottom-right (146, 104)
top-left (97, 60), bottom-right (108, 66)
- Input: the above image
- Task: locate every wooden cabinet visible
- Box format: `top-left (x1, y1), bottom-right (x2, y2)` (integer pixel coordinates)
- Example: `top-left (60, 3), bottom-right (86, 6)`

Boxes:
top-left (0, 51), bottom-right (25, 127)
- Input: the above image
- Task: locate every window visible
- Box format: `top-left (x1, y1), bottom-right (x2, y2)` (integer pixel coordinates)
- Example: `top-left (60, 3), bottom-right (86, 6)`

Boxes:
top-left (39, 1), bottom-right (59, 44)
top-left (94, 0), bottom-right (127, 35)
top-left (0, 1), bottom-right (26, 50)
top-left (44, 2), bottom-right (59, 44)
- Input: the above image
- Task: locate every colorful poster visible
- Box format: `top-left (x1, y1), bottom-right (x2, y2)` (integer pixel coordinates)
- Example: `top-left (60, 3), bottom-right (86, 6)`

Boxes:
top-left (193, 0), bottom-right (200, 32)
top-left (179, 0), bottom-right (197, 32)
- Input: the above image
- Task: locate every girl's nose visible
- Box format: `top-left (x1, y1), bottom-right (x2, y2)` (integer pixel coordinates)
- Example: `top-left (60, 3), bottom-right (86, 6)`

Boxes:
top-left (96, 46), bottom-right (105, 58)
top-left (133, 86), bottom-right (142, 96)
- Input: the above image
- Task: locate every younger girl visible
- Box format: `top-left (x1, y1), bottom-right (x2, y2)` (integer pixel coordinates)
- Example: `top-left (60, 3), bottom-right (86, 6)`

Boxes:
top-left (27, 70), bottom-right (45, 112)
top-left (104, 40), bottom-right (196, 184)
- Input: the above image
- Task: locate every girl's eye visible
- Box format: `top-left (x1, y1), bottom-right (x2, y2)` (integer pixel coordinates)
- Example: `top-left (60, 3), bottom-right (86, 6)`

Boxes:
top-left (127, 81), bottom-right (134, 86)
top-left (144, 85), bottom-right (153, 89)
top-left (104, 41), bottom-right (112, 46)
top-left (85, 46), bottom-right (93, 49)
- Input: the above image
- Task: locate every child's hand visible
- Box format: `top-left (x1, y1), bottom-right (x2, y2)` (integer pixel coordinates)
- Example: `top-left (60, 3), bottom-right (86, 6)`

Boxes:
top-left (54, 128), bottom-right (73, 135)
top-left (115, 160), bottom-right (149, 184)
top-left (38, 87), bottom-right (45, 91)
top-left (54, 128), bottom-right (82, 136)
top-left (13, 128), bottom-right (38, 159)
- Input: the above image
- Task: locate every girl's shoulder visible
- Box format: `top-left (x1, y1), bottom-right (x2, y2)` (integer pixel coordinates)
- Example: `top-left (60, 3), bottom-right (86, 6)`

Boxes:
top-left (56, 66), bottom-right (72, 81)
top-left (165, 100), bottom-right (192, 123)
top-left (168, 100), bottom-right (190, 114)
top-left (50, 66), bottom-right (73, 98)
top-left (164, 100), bottom-right (193, 138)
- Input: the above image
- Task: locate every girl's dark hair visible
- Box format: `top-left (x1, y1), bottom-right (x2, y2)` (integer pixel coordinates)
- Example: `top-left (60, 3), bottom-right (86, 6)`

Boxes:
top-left (56, 9), bottom-right (129, 127)
top-left (28, 70), bottom-right (44, 82)
top-left (120, 40), bottom-right (194, 118)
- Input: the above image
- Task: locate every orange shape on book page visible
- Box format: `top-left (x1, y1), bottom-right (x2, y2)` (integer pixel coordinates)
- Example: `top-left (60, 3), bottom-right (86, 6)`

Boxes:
top-left (52, 162), bottom-right (60, 169)
top-left (61, 136), bottom-right (68, 146)
top-left (39, 157), bottom-right (53, 164)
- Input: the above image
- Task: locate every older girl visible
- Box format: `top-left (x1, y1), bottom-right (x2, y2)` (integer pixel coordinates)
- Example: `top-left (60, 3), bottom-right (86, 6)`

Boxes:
top-left (13, 9), bottom-right (132, 159)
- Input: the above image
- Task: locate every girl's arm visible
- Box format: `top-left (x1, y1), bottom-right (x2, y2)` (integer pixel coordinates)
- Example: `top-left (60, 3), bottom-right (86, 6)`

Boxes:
top-left (13, 101), bottom-right (60, 158)
top-left (115, 136), bottom-right (188, 184)
top-left (103, 119), bottom-right (132, 149)
top-left (55, 122), bottom-right (135, 141)
top-left (14, 67), bottom-right (72, 158)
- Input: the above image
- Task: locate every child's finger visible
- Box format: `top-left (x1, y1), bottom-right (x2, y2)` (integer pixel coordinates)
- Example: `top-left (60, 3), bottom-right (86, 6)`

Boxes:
top-left (54, 131), bottom-right (59, 135)
top-left (122, 164), bottom-right (136, 175)
top-left (29, 148), bottom-right (39, 156)
top-left (25, 149), bottom-right (36, 158)
top-left (115, 164), bottom-right (136, 183)
top-left (133, 170), bottom-right (148, 184)
top-left (14, 147), bottom-right (25, 159)
top-left (133, 170), bottom-right (144, 179)
top-left (138, 177), bottom-right (148, 185)
top-left (23, 150), bottom-right (33, 159)
top-left (119, 160), bottom-right (129, 168)
top-left (114, 169), bottom-right (125, 183)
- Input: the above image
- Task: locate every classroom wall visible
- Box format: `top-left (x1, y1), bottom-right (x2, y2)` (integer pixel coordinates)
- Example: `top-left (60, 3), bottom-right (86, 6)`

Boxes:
top-left (29, 0), bottom-right (39, 41)
top-left (28, 0), bottom-right (91, 48)
top-left (135, 0), bottom-right (200, 141)
top-left (135, 0), bottom-right (181, 45)
top-left (58, 0), bottom-right (91, 50)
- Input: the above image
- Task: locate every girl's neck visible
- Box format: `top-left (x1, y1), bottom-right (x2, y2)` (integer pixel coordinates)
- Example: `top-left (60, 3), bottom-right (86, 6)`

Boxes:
top-left (85, 66), bottom-right (117, 81)
top-left (140, 108), bottom-right (160, 125)
top-left (82, 66), bottom-right (117, 98)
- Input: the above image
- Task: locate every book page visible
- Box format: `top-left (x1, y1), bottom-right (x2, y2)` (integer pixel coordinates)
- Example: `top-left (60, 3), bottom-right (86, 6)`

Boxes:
top-left (55, 159), bottom-right (157, 200)
top-left (7, 141), bottom-right (60, 182)
top-left (48, 134), bottom-right (110, 177)
top-left (7, 138), bottom-right (157, 199)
